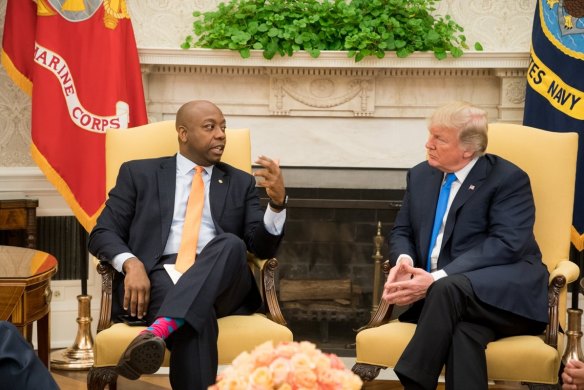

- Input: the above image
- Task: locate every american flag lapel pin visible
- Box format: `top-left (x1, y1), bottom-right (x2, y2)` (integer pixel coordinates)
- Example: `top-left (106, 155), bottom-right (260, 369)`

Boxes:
top-left (469, 184), bottom-right (475, 190)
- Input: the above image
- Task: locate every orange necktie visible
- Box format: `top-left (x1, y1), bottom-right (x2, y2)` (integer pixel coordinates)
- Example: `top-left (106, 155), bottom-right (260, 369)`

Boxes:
top-left (175, 166), bottom-right (205, 273)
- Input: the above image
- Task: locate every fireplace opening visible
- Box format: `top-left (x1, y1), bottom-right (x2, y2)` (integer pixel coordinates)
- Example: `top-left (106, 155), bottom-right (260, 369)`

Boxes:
top-left (262, 187), bottom-right (403, 355)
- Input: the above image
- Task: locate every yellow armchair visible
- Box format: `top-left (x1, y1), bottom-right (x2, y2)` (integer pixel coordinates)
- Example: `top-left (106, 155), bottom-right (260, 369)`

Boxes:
top-left (87, 121), bottom-right (293, 390)
top-left (353, 123), bottom-right (579, 387)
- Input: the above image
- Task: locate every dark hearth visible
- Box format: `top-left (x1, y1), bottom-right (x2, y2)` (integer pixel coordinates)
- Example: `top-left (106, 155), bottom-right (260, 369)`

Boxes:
top-left (262, 187), bottom-right (403, 354)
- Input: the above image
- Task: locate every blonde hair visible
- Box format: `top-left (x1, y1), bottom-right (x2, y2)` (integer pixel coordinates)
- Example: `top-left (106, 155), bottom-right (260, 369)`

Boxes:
top-left (428, 101), bottom-right (488, 156)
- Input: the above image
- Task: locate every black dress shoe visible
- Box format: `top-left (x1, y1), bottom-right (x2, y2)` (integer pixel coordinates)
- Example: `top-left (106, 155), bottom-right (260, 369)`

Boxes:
top-left (116, 332), bottom-right (166, 380)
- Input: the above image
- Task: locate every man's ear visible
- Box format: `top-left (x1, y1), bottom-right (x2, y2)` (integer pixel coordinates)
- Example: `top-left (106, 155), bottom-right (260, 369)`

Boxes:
top-left (462, 149), bottom-right (474, 159)
top-left (177, 125), bottom-right (187, 143)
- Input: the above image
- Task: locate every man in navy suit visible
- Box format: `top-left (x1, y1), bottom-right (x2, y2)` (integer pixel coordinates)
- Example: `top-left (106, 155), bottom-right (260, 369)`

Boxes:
top-left (382, 101), bottom-right (549, 389)
top-left (88, 100), bottom-right (287, 390)
top-left (0, 321), bottom-right (59, 389)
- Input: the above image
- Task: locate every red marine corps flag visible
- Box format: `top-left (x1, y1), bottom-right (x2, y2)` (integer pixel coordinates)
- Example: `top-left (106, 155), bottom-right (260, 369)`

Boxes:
top-left (1, 0), bottom-right (147, 232)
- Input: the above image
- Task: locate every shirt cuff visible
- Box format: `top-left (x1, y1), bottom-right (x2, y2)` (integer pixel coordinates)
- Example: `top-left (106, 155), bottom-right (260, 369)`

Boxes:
top-left (432, 269), bottom-right (448, 281)
top-left (264, 207), bottom-right (286, 236)
top-left (112, 252), bottom-right (135, 273)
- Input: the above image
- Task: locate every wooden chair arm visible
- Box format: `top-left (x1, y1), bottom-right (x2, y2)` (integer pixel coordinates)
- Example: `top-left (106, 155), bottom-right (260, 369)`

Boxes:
top-left (545, 273), bottom-right (565, 349)
top-left (358, 260), bottom-right (394, 331)
top-left (545, 260), bottom-right (579, 348)
top-left (96, 261), bottom-right (116, 333)
top-left (247, 253), bottom-right (287, 326)
top-left (95, 254), bottom-right (288, 333)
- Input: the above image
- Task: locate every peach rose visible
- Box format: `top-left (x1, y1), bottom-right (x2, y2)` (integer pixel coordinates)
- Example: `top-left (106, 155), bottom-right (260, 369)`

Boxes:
top-left (231, 351), bottom-right (253, 372)
top-left (338, 371), bottom-right (363, 390)
top-left (212, 376), bottom-right (246, 390)
top-left (252, 341), bottom-right (276, 367)
top-left (249, 366), bottom-right (273, 389)
top-left (313, 354), bottom-right (332, 374)
top-left (290, 352), bottom-right (312, 372)
top-left (298, 341), bottom-right (318, 356)
top-left (269, 357), bottom-right (291, 385)
top-left (290, 367), bottom-right (317, 389)
top-left (327, 353), bottom-right (345, 370)
top-left (316, 368), bottom-right (337, 386)
top-left (274, 341), bottom-right (298, 359)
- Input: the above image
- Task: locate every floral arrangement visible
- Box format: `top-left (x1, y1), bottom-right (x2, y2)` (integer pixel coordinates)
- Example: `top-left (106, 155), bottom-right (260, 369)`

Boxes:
top-left (210, 340), bottom-right (363, 390)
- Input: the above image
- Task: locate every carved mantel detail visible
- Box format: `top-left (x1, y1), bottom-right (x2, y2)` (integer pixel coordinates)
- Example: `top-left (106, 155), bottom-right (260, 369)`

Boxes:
top-left (270, 75), bottom-right (374, 116)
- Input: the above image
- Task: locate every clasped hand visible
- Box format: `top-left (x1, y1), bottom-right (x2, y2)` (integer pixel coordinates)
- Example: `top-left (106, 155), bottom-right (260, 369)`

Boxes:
top-left (562, 359), bottom-right (584, 390)
top-left (382, 262), bottom-right (433, 306)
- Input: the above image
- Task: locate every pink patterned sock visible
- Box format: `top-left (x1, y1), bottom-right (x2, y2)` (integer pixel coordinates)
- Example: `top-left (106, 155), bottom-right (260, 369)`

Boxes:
top-left (140, 317), bottom-right (185, 340)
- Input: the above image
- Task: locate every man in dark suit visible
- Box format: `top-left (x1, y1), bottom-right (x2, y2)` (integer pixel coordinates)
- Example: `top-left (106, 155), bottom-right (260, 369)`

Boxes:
top-left (0, 321), bottom-right (59, 389)
top-left (88, 100), bottom-right (287, 390)
top-left (382, 101), bottom-right (549, 389)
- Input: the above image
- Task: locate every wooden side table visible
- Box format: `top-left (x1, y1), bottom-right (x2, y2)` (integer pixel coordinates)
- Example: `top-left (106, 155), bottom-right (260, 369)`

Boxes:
top-left (0, 245), bottom-right (58, 367)
top-left (0, 196), bottom-right (39, 248)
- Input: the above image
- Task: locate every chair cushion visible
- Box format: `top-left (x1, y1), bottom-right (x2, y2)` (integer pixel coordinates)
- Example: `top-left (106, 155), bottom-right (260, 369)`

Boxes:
top-left (355, 322), bottom-right (563, 384)
top-left (93, 314), bottom-right (293, 367)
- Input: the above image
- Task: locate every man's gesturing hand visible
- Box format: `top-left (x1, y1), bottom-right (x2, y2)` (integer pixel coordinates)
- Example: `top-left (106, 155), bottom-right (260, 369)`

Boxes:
top-left (253, 155), bottom-right (286, 207)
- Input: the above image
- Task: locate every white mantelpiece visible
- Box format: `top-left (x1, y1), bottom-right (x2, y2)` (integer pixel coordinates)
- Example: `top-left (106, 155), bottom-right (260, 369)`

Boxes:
top-left (139, 48), bottom-right (529, 69)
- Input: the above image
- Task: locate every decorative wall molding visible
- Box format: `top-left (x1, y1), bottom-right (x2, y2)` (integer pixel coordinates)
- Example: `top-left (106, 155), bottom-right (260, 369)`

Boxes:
top-left (139, 48), bottom-right (530, 69)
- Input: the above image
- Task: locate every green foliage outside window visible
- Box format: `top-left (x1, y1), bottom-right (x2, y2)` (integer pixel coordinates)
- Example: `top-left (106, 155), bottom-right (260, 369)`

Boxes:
top-left (181, 0), bottom-right (483, 62)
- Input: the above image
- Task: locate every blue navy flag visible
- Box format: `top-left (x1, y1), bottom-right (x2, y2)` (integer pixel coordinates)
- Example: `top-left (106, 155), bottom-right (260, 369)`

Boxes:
top-left (523, 0), bottom-right (584, 252)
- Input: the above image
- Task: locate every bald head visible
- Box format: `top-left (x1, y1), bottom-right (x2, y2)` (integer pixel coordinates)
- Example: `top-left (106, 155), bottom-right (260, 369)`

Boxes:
top-left (176, 100), bottom-right (221, 130)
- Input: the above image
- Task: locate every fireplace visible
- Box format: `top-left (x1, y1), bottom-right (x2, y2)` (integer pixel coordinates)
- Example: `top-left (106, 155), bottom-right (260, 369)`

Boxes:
top-left (261, 186), bottom-right (403, 355)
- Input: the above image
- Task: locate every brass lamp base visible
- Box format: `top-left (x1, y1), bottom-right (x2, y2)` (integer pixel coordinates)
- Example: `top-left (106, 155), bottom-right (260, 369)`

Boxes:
top-left (50, 295), bottom-right (94, 370)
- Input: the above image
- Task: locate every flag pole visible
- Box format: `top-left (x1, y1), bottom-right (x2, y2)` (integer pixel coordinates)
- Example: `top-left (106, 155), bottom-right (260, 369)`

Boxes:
top-left (572, 245), bottom-right (584, 309)
top-left (50, 226), bottom-right (94, 370)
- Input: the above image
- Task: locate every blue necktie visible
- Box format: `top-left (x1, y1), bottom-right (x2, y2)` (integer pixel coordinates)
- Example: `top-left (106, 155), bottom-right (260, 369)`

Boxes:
top-left (427, 173), bottom-right (457, 272)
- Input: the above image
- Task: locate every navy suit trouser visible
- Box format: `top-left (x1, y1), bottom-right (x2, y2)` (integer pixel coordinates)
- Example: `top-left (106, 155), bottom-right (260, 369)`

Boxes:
top-left (394, 274), bottom-right (546, 390)
top-left (146, 233), bottom-right (262, 390)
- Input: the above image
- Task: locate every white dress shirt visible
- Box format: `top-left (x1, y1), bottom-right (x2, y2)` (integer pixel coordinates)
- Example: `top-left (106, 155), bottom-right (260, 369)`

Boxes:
top-left (112, 153), bottom-right (286, 273)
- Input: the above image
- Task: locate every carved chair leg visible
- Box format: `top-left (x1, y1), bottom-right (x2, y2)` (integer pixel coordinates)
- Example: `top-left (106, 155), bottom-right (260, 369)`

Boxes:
top-left (351, 362), bottom-right (384, 382)
top-left (87, 366), bottom-right (118, 390)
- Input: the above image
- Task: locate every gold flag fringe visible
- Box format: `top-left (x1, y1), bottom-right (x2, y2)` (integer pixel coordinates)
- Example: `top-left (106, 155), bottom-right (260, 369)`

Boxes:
top-left (572, 226), bottom-right (584, 252)
top-left (0, 50), bottom-right (33, 96)
top-left (30, 143), bottom-right (104, 233)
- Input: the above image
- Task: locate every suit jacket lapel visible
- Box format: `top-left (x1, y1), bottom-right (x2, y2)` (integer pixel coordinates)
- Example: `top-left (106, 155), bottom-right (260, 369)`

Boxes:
top-left (210, 164), bottom-right (228, 232)
top-left (442, 156), bottom-right (489, 243)
top-left (158, 157), bottom-right (176, 248)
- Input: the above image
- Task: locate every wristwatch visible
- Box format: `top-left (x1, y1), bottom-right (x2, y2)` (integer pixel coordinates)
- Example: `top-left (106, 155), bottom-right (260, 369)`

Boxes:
top-left (269, 195), bottom-right (288, 211)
